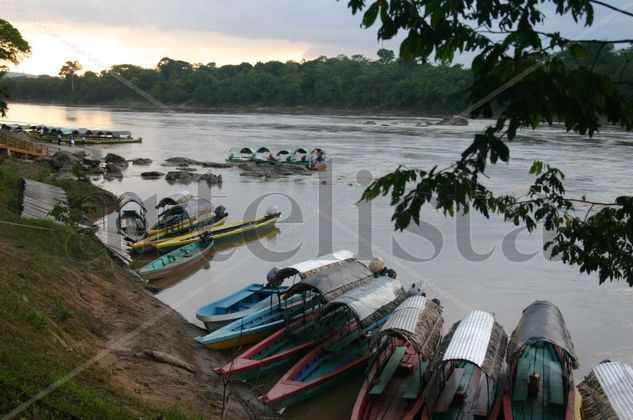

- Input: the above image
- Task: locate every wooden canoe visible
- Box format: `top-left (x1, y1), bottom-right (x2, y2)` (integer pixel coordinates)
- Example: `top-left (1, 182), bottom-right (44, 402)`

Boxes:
top-left (138, 239), bottom-right (214, 281)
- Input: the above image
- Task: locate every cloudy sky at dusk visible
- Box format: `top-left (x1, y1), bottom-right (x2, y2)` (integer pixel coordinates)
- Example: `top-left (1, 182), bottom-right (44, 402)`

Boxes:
top-left (4, 0), bottom-right (631, 76)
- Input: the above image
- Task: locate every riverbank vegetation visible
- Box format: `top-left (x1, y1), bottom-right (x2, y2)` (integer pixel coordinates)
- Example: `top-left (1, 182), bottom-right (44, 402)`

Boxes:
top-left (0, 157), bottom-right (257, 418)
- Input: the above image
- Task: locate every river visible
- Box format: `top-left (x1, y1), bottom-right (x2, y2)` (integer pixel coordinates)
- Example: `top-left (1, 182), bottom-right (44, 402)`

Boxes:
top-left (4, 103), bottom-right (633, 418)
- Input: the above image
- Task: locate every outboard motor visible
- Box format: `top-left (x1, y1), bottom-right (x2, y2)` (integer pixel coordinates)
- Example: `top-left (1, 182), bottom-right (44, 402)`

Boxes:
top-left (266, 205), bottom-right (281, 217)
top-left (214, 205), bottom-right (227, 219)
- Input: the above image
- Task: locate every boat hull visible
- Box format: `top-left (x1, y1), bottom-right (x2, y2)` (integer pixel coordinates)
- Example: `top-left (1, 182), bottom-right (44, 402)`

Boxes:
top-left (138, 241), bottom-right (214, 281)
top-left (132, 216), bottom-right (226, 252)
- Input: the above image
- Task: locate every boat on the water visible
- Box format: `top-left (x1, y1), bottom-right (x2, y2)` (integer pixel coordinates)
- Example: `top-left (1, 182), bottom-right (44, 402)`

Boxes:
top-left (213, 252), bottom-right (381, 379)
top-left (351, 295), bottom-right (444, 420)
top-left (146, 191), bottom-right (194, 236)
top-left (196, 250), bottom-right (356, 331)
top-left (253, 146), bottom-right (274, 163)
top-left (151, 207), bottom-right (281, 251)
top-left (578, 360), bottom-right (633, 420)
top-left (419, 310), bottom-right (508, 420)
top-left (288, 147), bottom-right (309, 165)
top-left (501, 300), bottom-right (578, 420)
top-left (116, 192), bottom-right (147, 242)
top-left (259, 276), bottom-right (407, 410)
top-left (226, 147), bottom-right (255, 163)
top-left (276, 149), bottom-right (291, 162)
top-left (308, 148), bottom-right (326, 171)
top-left (138, 236), bottom-right (214, 281)
top-left (198, 254), bottom-right (377, 351)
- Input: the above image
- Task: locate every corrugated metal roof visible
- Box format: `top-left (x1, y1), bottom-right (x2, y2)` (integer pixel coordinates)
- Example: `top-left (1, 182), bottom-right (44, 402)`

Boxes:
top-left (380, 295), bottom-right (427, 335)
top-left (21, 178), bottom-right (68, 221)
top-left (289, 250), bottom-right (355, 275)
top-left (593, 361), bottom-right (633, 419)
top-left (442, 310), bottom-right (494, 367)
top-left (324, 276), bottom-right (404, 325)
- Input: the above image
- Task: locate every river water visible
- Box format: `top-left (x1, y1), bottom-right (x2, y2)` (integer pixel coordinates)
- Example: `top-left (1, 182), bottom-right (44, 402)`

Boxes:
top-left (5, 103), bottom-right (633, 418)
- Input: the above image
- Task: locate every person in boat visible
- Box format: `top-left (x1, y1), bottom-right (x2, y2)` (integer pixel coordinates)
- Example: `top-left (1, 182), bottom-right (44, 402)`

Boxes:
top-left (268, 152), bottom-right (276, 162)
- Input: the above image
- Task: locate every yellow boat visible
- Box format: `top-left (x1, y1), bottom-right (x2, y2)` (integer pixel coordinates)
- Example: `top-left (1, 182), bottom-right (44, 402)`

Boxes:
top-left (138, 208), bottom-right (281, 251)
top-left (131, 215), bottom-right (227, 251)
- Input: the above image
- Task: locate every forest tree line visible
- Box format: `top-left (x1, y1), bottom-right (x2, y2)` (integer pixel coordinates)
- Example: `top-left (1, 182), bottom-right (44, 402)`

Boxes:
top-left (3, 45), bottom-right (632, 113)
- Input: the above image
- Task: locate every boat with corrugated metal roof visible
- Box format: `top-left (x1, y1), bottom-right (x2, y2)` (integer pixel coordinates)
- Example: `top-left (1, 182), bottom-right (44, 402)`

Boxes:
top-left (258, 276), bottom-right (407, 410)
top-left (578, 360), bottom-right (633, 420)
top-left (213, 254), bottom-right (385, 379)
top-left (501, 300), bottom-right (578, 420)
top-left (116, 192), bottom-right (147, 242)
top-left (351, 295), bottom-right (444, 420)
top-left (419, 310), bottom-right (508, 420)
top-left (198, 253), bottom-right (375, 351)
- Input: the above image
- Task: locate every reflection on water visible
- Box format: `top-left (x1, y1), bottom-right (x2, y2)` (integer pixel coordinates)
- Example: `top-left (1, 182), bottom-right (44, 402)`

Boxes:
top-left (5, 103), bottom-right (633, 418)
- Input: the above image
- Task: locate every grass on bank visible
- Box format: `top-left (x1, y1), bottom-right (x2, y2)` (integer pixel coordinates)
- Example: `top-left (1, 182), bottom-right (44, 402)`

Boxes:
top-left (0, 156), bottom-right (188, 418)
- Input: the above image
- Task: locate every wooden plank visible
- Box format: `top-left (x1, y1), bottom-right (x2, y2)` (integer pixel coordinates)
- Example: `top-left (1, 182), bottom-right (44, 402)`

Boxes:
top-left (369, 346), bottom-right (407, 395)
top-left (403, 361), bottom-right (428, 399)
top-left (434, 367), bottom-right (465, 413)
top-left (548, 359), bottom-right (565, 405)
top-left (474, 368), bottom-right (489, 416)
top-left (513, 349), bottom-right (534, 402)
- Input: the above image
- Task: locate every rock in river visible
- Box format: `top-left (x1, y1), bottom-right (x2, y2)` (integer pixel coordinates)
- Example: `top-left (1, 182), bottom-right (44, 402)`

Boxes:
top-left (141, 171), bottom-right (164, 179)
top-left (132, 158), bottom-right (152, 165)
top-left (105, 153), bottom-right (129, 170)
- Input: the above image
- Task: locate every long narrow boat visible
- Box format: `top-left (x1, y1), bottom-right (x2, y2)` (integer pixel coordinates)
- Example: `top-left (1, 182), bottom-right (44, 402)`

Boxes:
top-left (502, 300), bottom-right (578, 420)
top-left (138, 237), bottom-right (214, 281)
top-left (214, 251), bottom-right (382, 380)
top-left (196, 250), bottom-right (356, 331)
top-left (152, 208), bottom-right (281, 251)
top-left (146, 197), bottom-right (228, 239)
top-left (259, 276), bottom-right (407, 410)
top-left (351, 295), bottom-right (444, 420)
top-left (198, 255), bottom-right (376, 350)
top-left (116, 192), bottom-right (147, 242)
top-left (226, 147), bottom-right (254, 163)
top-left (419, 310), bottom-right (508, 420)
top-left (578, 360), bottom-right (633, 419)
top-left (146, 191), bottom-right (194, 235)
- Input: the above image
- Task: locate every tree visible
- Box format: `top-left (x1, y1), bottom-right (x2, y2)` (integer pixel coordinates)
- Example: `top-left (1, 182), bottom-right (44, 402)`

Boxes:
top-left (58, 60), bottom-right (82, 93)
top-left (0, 19), bottom-right (30, 116)
top-left (377, 48), bottom-right (395, 64)
top-left (346, 0), bottom-right (633, 285)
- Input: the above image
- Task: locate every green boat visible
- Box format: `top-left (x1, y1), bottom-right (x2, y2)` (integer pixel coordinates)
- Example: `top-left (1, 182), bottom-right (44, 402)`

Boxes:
top-left (226, 147), bottom-right (254, 163)
top-left (253, 146), bottom-right (274, 162)
top-left (138, 237), bottom-right (214, 281)
top-left (288, 147), bottom-right (309, 165)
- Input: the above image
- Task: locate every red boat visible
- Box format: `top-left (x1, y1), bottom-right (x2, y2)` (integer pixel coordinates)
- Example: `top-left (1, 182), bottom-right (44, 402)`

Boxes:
top-left (419, 310), bottom-right (508, 420)
top-left (351, 295), bottom-right (444, 420)
top-left (259, 277), bottom-right (406, 410)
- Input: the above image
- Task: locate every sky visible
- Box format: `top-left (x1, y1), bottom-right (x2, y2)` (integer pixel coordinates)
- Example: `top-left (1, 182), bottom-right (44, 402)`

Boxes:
top-left (4, 0), bottom-right (632, 76)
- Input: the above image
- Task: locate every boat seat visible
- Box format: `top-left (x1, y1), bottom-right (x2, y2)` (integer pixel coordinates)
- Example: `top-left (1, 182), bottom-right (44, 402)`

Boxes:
top-left (547, 359), bottom-right (565, 405)
top-left (403, 361), bottom-right (428, 399)
top-left (369, 347), bottom-right (408, 395)
top-left (326, 330), bottom-right (362, 353)
top-left (216, 291), bottom-right (256, 312)
top-left (434, 367), bottom-right (465, 413)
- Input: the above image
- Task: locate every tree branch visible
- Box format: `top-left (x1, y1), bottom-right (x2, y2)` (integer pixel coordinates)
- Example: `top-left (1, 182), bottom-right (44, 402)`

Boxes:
top-left (590, 0), bottom-right (633, 18)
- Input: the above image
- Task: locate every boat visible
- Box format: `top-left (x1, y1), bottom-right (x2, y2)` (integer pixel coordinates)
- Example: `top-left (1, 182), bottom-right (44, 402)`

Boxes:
top-left (276, 149), bottom-right (292, 162)
top-left (198, 253), bottom-right (376, 351)
top-left (146, 190), bottom-right (194, 236)
top-left (288, 147), bottom-right (309, 165)
top-left (351, 295), bottom-right (444, 420)
top-left (226, 147), bottom-right (255, 163)
top-left (138, 236), bottom-right (214, 281)
top-left (308, 148), bottom-right (327, 171)
top-left (253, 147), bottom-right (274, 163)
top-left (501, 300), bottom-right (578, 420)
top-left (196, 250), bottom-right (356, 331)
top-left (132, 199), bottom-right (228, 252)
top-left (259, 276), bottom-right (407, 410)
top-left (116, 192), bottom-right (147, 242)
top-left (213, 253), bottom-right (383, 379)
top-left (419, 310), bottom-right (508, 419)
top-left (578, 360), bottom-right (633, 419)
top-left (151, 207), bottom-right (281, 251)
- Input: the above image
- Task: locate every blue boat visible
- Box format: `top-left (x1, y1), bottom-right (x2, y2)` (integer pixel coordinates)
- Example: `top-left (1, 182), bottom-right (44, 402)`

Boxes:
top-left (195, 250), bottom-right (357, 331)
top-left (196, 283), bottom-right (290, 331)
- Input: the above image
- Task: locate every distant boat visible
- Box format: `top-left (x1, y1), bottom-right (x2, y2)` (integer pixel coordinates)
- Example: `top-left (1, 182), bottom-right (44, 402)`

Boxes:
top-left (116, 192), bottom-right (147, 242)
top-left (308, 148), bottom-right (326, 171)
top-left (253, 146), bottom-right (274, 163)
top-left (138, 237), bottom-right (214, 281)
top-left (501, 300), bottom-right (578, 420)
top-left (578, 360), bottom-right (633, 420)
top-left (196, 250), bottom-right (357, 331)
top-left (259, 276), bottom-right (407, 410)
top-left (418, 310), bottom-right (508, 419)
top-left (351, 295), bottom-right (444, 420)
top-left (226, 147), bottom-right (255, 163)
top-left (146, 190), bottom-right (194, 236)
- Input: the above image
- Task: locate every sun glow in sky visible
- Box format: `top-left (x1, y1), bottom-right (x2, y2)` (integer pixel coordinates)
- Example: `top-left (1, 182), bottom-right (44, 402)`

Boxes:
top-left (4, 0), bottom-right (631, 76)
